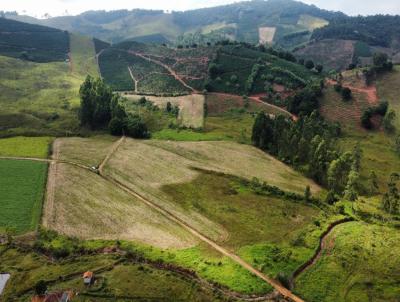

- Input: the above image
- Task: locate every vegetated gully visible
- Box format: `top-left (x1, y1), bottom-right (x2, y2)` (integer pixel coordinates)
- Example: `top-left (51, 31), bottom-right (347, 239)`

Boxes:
top-left (0, 137), bottom-right (350, 302)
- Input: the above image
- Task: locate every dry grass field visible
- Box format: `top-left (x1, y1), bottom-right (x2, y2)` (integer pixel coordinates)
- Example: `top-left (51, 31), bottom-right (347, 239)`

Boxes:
top-left (259, 27), bottom-right (276, 44)
top-left (43, 162), bottom-right (197, 248)
top-left (297, 15), bottom-right (329, 31)
top-left (125, 94), bottom-right (205, 128)
top-left (54, 135), bottom-right (118, 167)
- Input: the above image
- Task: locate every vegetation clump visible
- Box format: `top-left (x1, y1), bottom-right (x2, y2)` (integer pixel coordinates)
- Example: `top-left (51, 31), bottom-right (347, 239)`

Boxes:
top-left (79, 76), bottom-right (149, 138)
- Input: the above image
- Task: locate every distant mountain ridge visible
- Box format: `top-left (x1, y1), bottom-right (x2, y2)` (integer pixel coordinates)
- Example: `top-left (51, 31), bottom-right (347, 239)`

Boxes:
top-left (2, 0), bottom-right (344, 46)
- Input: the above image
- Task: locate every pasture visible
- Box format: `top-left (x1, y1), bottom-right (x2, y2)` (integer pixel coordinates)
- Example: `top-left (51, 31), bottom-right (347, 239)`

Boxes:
top-left (0, 159), bottom-right (47, 234)
top-left (295, 222), bottom-right (400, 302)
top-left (0, 55), bottom-right (81, 137)
top-left (69, 33), bottom-right (99, 77)
top-left (0, 136), bottom-right (52, 158)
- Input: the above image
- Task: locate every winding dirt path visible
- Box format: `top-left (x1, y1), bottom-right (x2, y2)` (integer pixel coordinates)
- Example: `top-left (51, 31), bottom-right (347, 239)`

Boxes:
top-left (290, 218), bottom-right (354, 287)
top-left (129, 51), bottom-right (198, 93)
top-left (326, 79), bottom-right (378, 105)
top-left (2, 140), bottom-right (304, 302)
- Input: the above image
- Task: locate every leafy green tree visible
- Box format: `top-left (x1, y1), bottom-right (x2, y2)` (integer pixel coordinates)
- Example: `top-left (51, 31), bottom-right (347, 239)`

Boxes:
top-left (166, 101), bottom-right (172, 113)
top-left (344, 169), bottom-right (360, 201)
top-left (125, 115), bottom-right (149, 139)
top-left (369, 170), bottom-right (379, 195)
top-left (382, 172), bottom-right (400, 214)
top-left (315, 64), bottom-right (323, 73)
top-left (341, 87), bottom-right (352, 101)
top-left (35, 280), bottom-right (47, 296)
top-left (305, 60), bottom-right (314, 70)
top-left (304, 185), bottom-right (311, 201)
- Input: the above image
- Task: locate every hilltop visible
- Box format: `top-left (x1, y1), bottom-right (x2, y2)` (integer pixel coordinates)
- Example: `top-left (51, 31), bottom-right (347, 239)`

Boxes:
top-left (4, 0), bottom-right (342, 46)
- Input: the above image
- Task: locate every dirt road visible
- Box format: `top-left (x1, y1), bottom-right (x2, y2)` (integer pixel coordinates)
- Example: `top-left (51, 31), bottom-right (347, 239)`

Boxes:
top-left (129, 51), bottom-right (198, 93)
top-left (2, 139), bottom-right (305, 302)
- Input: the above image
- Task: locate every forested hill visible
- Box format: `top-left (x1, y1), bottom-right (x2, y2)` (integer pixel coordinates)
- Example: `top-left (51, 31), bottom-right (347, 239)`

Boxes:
top-left (0, 18), bottom-right (69, 62)
top-left (312, 15), bottom-right (400, 49)
top-left (2, 0), bottom-right (344, 45)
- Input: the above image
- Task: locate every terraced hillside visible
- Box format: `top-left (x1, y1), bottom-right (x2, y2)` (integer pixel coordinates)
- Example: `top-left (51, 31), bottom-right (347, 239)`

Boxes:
top-left (99, 41), bottom-right (215, 93)
top-left (99, 41), bottom-right (318, 97)
top-left (207, 44), bottom-right (318, 94)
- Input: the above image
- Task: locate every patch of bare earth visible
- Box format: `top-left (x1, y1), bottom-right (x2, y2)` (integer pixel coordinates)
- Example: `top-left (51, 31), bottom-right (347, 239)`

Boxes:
top-left (259, 27), bottom-right (276, 44)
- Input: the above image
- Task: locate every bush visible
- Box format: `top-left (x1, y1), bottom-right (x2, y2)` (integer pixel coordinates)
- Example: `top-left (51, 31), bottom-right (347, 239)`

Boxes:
top-left (34, 280), bottom-right (47, 295)
top-left (341, 87), bottom-right (352, 101)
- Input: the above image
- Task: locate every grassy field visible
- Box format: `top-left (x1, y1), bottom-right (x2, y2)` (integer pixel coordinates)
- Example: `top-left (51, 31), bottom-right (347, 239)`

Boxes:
top-left (162, 170), bottom-right (330, 280)
top-left (54, 135), bottom-right (118, 167)
top-left (376, 65), bottom-right (400, 129)
top-left (0, 136), bottom-right (52, 158)
top-left (43, 163), bottom-right (196, 249)
top-left (295, 222), bottom-right (400, 302)
top-left (0, 33), bottom-right (99, 137)
top-left (0, 159), bottom-right (47, 234)
top-left (69, 33), bottom-right (99, 77)
top-left (0, 55), bottom-right (82, 136)
top-left (297, 15), bottom-right (329, 31)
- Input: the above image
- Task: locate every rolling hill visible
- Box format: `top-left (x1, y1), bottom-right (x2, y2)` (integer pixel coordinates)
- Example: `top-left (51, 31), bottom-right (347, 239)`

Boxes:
top-left (0, 18), bottom-right (99, 137)
top-left (4, 0), bottom-right (343, 46)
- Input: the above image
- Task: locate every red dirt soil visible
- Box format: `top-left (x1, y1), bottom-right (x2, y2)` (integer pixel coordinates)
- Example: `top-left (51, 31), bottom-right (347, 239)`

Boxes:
top-left (326, 78), bottom-right (378, 105)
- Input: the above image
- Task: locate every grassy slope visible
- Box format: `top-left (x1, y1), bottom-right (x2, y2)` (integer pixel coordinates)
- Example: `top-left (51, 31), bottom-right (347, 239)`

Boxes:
top-left (321, 71), bottom-right (400, 191)
top-left (0, 136), bottom-right (52, 158)
top-left (295, 222), bottom-right (400, 302)
top-left (55, 135), bottom-right (118, 167)
top-left (44, 163), bottom-right (196, 249)
top-left (0, 34), bottom-right (98, 137)
top-left (69, 33), bottom-right (99, 77)
top-left (0, 159), bottom-right (47, 234)
top-left (162, 171), bottom-right (329, 279)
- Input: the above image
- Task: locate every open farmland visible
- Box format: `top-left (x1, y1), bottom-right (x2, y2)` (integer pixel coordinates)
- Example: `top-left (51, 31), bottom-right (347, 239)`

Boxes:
top-left (0, 159), bottom-right (47, 234)
top-left (295, 222), bottom-right (400, 302)
top-left (0, 136), bottom-right (52, 158)
top-left (43, 162), bottom-right (197, 248)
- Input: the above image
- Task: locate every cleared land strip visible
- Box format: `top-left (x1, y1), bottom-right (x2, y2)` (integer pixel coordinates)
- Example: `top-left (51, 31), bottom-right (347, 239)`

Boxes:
top-left (98, 136), bottom-right (125, 174)
top-left (2, 150), bottom-right (304, 302)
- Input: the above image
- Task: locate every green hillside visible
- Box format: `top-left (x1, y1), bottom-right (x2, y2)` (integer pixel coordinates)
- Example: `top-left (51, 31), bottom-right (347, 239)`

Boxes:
top-left (0, 17), bottom-right (69, 62)
top-left (0, 19), bottom-right (99, 136)
top-left (4, 0), bottom-right (343, 46)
